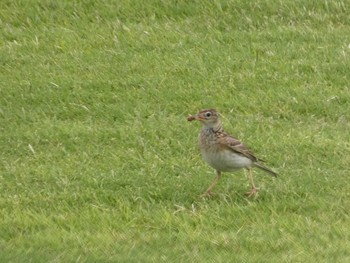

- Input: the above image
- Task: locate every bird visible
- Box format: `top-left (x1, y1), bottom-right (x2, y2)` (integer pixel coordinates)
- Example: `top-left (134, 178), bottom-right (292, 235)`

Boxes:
top-left (187, 108), bottom-right (277, 197)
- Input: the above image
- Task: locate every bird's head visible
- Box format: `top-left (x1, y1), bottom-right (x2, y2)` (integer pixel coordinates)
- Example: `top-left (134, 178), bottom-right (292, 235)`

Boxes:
top-left (187, 109), bottom-right (220, 128)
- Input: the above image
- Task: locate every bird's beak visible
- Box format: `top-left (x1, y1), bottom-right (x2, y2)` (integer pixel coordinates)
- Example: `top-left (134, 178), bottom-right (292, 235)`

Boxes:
top-left (187, 114), bottom-right (203, 121)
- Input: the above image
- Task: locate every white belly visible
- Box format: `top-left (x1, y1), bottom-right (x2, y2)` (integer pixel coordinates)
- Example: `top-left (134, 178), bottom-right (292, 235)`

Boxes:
top-left (201, 148), bottom-right (253, 172)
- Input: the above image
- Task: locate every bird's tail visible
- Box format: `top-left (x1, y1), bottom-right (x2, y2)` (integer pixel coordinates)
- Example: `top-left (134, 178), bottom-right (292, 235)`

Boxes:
top-left (254, 163), bottom-right (278, 177)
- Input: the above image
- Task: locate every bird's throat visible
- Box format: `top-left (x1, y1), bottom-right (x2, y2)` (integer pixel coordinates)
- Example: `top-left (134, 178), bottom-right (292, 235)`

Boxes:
top-left (203, 121), bottom-right (223, 133)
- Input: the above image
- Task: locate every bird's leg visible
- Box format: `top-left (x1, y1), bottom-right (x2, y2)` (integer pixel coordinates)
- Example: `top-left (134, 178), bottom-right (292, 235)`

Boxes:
top-left (246, 168), bottom-right (259, 197)
top-left (203, 170), bottom-right (221, 196)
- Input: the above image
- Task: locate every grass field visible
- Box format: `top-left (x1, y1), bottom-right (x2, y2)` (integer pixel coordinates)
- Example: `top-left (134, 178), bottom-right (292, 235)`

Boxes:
top-left (1, 0), bottom-right (350, 262)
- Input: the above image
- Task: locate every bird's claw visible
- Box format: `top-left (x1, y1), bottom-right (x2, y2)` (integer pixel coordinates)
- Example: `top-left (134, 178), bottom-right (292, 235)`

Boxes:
top-left (201, 191), bottom-right (214, 198)
top-left (246, 187), bottom-right (259, 197)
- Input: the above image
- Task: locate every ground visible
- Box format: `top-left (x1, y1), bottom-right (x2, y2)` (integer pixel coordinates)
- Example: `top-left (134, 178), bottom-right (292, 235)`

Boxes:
top-left (1, 0), bottom-right (350, 262)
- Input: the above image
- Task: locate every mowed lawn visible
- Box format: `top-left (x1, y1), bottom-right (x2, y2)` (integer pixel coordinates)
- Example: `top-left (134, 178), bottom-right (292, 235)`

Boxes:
top-left (1, 0), bottom-right (350, 262)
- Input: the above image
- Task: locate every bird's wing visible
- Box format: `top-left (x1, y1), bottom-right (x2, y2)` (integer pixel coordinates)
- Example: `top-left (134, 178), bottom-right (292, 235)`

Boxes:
top-left (217, 132), bottom-right (260, 162)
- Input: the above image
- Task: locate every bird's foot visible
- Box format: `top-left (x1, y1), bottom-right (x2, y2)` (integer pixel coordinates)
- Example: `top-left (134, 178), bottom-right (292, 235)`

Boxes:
top-left (246, 187), bottom-right (259, 197)
top-left (201, 190), bottom-right (214, 198)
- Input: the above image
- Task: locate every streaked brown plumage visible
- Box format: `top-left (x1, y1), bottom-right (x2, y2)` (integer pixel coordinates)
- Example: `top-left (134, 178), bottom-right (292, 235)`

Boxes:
top-left (187, 109), bottom-right (277, 196)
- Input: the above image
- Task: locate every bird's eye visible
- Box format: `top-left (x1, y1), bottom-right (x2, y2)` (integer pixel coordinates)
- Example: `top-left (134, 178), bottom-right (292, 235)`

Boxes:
top-left (205, 112), bottom-right (212, 117)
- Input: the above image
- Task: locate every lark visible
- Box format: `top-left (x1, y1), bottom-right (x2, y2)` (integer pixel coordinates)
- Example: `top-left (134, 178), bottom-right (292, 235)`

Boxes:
top-left (187, 109), bottom-right (277, 197)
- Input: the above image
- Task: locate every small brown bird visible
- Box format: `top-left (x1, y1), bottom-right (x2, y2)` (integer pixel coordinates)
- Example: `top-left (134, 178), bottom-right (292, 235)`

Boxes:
top-left (188, 109), bottom-right (277, 197)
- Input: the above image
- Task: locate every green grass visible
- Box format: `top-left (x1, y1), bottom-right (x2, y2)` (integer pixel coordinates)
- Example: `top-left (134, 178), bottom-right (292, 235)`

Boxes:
top-left (1, 0), bottom-right (350, 261)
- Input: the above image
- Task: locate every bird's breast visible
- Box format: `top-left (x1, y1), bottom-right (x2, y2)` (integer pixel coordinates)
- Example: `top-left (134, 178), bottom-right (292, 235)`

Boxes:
top-left (198, 129), bottom-right (253, 171)
top-left (200, 147), bottom-right (253, 172)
